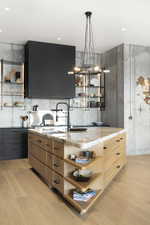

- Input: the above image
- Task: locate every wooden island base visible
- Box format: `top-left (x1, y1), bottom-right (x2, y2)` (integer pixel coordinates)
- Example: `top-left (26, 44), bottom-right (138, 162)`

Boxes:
top-left (28, 127), bottom-right (127, 214)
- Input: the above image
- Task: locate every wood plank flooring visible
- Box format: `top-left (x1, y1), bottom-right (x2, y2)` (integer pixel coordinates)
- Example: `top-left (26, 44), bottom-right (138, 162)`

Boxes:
top-left (0, 155), bottom-right (150, 225)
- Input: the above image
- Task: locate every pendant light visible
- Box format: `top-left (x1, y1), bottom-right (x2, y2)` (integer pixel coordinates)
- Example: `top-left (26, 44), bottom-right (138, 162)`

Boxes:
top-left (68, 11), bottom-right (110, 75)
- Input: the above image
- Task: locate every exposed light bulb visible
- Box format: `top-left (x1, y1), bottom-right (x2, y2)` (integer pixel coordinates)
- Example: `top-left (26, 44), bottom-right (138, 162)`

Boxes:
top-left (68, 71), bottom-right (74, 75)
top-left (74, 67), bottom-right (80, 72)
top-left (94, 66), bottom-right (100, 72)
top-left (103, 69), bottom-right (110, 73)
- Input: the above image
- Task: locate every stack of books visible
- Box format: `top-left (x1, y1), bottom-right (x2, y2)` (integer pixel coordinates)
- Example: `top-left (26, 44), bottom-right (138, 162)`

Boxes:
top-left (73, 189), bottom-right (96, 202)
top-left (75, 157), bottom-right (91, 164)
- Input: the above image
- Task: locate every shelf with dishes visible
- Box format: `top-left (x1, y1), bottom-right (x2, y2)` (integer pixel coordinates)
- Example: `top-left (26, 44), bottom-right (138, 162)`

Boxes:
top-left (65, 172), bottom-right (102, 192)
top-left (0, 81), bottom-right (24, 85)
top-left (64, 156), bottom-right (102, 170)
top-left (64, 189), bottom-right (102, 214)
top-left (0, 59), bottom-right (24, 110)
top-left (71, 72), bottom-right (105, 110)
top-left (63, 148), bottom-right (104, 214)
top-left (3, 102), bottom-right (25, 108)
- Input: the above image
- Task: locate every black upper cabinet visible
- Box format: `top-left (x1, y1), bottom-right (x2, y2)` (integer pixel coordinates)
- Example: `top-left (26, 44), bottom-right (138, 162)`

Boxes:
top-left (25, 41), bottom-right (75, 99)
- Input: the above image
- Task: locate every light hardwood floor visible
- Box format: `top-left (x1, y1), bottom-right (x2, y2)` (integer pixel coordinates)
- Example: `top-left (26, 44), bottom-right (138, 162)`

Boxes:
top-left (0, 155), bottom-right (150, 225)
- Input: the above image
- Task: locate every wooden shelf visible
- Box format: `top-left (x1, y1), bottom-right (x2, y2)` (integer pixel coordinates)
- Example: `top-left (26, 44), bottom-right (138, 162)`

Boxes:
top-left (76, 86), bottom-right (100, 88)
top-left (65, 189), bottom-right (102, 215)
top-left (1, 59), bottom-right (23, 66)
top-left (1, 81), bottom-right (23, 85)
top-left (76, 96), bottom-right (102, 98)
top-left (64, 157), bottom-right (101, 169)
top-left (65, 173), bottom-right (102, 192)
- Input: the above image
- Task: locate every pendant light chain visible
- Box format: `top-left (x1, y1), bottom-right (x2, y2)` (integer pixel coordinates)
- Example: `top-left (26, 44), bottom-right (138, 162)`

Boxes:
top-left (68, 11), bottom-right (110, 75)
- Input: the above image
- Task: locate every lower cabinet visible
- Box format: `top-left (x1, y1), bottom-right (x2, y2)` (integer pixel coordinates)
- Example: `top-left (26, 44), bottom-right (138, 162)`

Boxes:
top-left (0, 128), bottom-right (28, 160)
top-left (28, 131), bottom-right (127, 215)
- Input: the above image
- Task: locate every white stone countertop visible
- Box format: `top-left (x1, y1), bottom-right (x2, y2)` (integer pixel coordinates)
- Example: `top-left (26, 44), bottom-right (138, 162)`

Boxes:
top-left (29, 127), bottom-right (126, 149)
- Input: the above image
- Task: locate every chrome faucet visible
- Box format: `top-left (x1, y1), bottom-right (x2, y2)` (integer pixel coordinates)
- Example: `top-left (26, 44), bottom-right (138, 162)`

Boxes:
top-left (55, 102), bottom-right (70, 132)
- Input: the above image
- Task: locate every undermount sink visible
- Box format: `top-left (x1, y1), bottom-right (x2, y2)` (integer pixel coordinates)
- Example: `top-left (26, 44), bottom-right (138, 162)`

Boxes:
top-left (43, 130), bottom-right (64, 134)
top-left (36, 127), bottom-right (65, 134)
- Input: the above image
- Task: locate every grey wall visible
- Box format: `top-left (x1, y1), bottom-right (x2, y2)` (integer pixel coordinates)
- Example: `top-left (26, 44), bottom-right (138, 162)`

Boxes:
top-left (124, 44), bottom-right (150, 155)
top-left (101, 43), bottom-right (150, 155)
top-left (101, 44), bottom-right (124, 128)
top-left (0, 42), bottom-right (101, 127)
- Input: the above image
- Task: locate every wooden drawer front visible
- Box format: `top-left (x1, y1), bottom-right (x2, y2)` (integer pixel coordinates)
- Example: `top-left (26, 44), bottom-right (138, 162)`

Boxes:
top-left (103, 133), bottom-right (126, 152)
top-left (29, 143), bottom-right (46, 164)
top-left (104, 145), bottom-right (126, 171)
top-left (29, 133), bottom-right (52, 152)
top-left (45, 152), bottom-right (52, 168)
top-left (29, 155), bottom-right (52, 186)
top-left (44, 166), bottom-right (52, 186)
top-left (103, 135), bottom-right (125, 157)
top-left (44, 138), bottom-right (53, 153)
top-left (52, 172), bottom-right (64, 194)
top-left (28, 133), bottom-right (35, 142)
top-left (104, 156), bottom-right (126, 188)
top-left (29, 155), bottom-right (45, 177)
top-left (52, 155), bottom-right (64, 175)
top-left (53, 140), bottom-right (64, 158)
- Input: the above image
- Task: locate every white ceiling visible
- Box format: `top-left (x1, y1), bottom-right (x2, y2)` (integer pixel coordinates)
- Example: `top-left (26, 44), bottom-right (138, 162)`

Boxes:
top-left (0, 0), bottom-right (150, 53)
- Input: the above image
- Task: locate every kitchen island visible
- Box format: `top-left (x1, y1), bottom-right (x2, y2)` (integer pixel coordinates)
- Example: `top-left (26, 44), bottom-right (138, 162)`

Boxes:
top-left (28, 127), bottom-right (127, 214)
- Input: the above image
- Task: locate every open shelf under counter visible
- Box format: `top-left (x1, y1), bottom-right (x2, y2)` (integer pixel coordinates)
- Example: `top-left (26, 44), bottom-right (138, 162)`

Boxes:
top-left (64, 156), bottom-right (102, 170)
top-left (65, 172), bottom-right (102, 192)
top-left (64, 189), bottom-right (102, 215)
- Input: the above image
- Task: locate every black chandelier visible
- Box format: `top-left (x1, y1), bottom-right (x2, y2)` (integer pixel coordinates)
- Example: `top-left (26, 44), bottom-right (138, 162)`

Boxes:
top-left (68, 11), bottom-right (110, 75)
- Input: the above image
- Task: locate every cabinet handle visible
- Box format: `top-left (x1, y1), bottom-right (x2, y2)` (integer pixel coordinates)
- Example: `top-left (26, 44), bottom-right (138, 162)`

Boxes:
top-left (54, 179), bottom-right (60, 184)
top-left (104, 146), bottom-right (107, 149)
top-left (54, 163), bottom-right (59, 168)
top-left (116, 165), bottom-right (120, 169)
top-left (116, 140), bottom-right (120, 142)
top-left (120, 138), bottom-right (123, 140)
top-left (116, 152), bottom-right (120, 155)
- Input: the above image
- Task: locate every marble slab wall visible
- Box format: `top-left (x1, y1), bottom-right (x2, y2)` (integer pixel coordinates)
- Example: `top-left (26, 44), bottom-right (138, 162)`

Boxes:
top-left (0, 42), bottom-right (101, 127)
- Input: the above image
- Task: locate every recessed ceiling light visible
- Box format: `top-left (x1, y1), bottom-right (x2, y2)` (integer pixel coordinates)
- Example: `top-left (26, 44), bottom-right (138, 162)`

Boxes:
top-left (0, 29), bottom-right (3, 33)
top-left (121, 27), bottom-right (127, 32)
top-left (57, 37), bottom-right (61, 41)
top-left (4, 7), bottom-right (11, 11)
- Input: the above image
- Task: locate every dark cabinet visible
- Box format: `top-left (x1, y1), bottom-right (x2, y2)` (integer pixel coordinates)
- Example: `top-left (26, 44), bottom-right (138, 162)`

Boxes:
top-left (25, 41), bottom-right (75, 99)
top-left (0, 128), bottom-right (28, 160)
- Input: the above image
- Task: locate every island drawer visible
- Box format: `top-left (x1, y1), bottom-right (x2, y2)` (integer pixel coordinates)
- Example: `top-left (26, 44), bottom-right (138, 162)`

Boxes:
top-left (29, 155), bottom-right (52, 186)
top-left (29, 155), bottom-right (45, 177)
top-left (104, 150), bottom-right (126, 172)
top-left (52, 155), bottom-right (64, 175)
top-left (52, 171), bottom-right (64, 194)
top-left (103, 133), bottom-right (126, 152)
top-left (29, 133), bottom-right (52, 152)
top-left (45, 152), bottom-right (52, 169)
top-left (44, 166), bottom-right (52, 187)
top-left (29, 143), bottom-right (46, 164)
top-left (104, 156), bottom-right (126, 188)
top-left (53, 140), bottom-right (64, 158)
